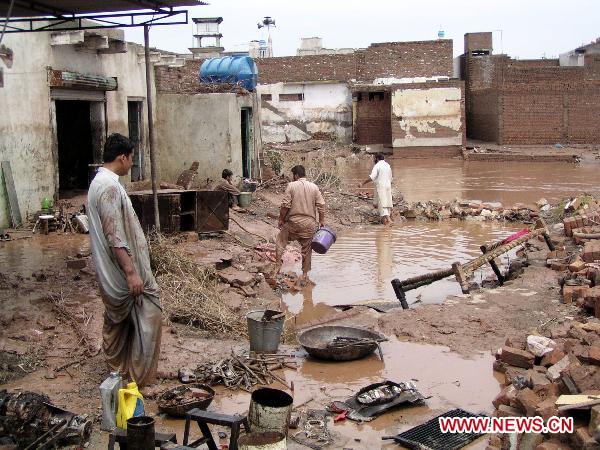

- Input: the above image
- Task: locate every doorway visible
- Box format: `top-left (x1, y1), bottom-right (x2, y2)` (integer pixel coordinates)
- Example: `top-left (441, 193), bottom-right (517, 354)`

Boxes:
top-left (56, 100), bottom-right (94, 193)
top-left (128, 100), bottom-right (144, 181)
top-left (240, 107), bottom-right (253, 179)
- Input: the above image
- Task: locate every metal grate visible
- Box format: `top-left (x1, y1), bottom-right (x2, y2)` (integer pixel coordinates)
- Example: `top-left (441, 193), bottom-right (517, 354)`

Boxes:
top-left (393, 409), bottom-right (485, 450)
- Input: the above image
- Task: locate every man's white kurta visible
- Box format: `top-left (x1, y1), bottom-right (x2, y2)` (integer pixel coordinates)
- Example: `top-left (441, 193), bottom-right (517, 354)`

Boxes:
top-left (369, 160), bottom-right (393, 217)
top-left (88, 167), bottom-right (162, 386)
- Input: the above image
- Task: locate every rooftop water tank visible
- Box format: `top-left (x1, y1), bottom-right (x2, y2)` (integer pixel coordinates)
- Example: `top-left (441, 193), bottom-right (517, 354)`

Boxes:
top-left (199, 56), bottom-right (258, 91)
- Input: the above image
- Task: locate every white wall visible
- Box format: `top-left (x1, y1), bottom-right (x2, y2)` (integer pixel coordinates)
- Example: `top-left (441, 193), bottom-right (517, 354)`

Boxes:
top-left (257, 82), bottom-right (352, 143)
top-left (156, 93), bottom-right (246, 185)
top-left (0, 27), bottom-right (153, 227)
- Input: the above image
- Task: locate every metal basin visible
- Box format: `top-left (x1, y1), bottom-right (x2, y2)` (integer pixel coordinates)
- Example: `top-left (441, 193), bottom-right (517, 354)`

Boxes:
top-left (298, 325), bottom-right (387, 361)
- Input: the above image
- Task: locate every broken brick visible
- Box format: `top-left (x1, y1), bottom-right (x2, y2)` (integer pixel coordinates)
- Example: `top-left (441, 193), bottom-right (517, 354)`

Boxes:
top-left (541, 348), bottom-right (566, 367)
top-left (588, 347), bottom-right (600, 366)
top-left (536, 396), bottom-right (558, 422)
top-left (66, 257), bottom-right (87, 270)
top-left (568, 365), bottom-right (600, 392)
top-left (547, 355), bottom-right (580, 382)
top-left (533, 382), bottom-right (561, 400)
top-left (516, 388), bottom-right (542, 416)
top-left (493, 360), bottom-right (508, 373)
top-left (493, 385), bottom-right (517, 409)
top-left (590, 405), bottom-right (600, 436)
top-left (534, 442), bottom-right (563, 450)
top-left (571, 426), bottom-right (600, 450)
top-left (501, 346), bottom-right (535, 369)
top-left (497, 404), bottom-right (521, 417)
top-left (569, 256), bottom-right (587, 273)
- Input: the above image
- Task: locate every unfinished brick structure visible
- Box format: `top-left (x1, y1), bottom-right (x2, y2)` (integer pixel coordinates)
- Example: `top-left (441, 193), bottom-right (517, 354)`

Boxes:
top-left (256, 40), bottom-right (453, 84)
top-left (463, 32), bottom-right (600, 144)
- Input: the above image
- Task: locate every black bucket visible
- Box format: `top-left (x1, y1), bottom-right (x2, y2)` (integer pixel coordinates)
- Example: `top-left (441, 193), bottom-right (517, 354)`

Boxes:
top-left (126, 416), bottom-right (155, 450)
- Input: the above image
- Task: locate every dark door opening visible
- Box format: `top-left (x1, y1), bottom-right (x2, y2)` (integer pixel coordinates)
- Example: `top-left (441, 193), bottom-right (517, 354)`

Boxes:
top-left (240, 108), bottom-right (252, 179)
top-left (128, 101), bottom-right (144, 181)
top-left (56, 100), bottom-right (93, 193)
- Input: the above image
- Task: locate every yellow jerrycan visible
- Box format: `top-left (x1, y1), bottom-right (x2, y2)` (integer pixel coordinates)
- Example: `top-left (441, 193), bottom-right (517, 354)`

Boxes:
top-left (116, 381), bottom-right (145, 429)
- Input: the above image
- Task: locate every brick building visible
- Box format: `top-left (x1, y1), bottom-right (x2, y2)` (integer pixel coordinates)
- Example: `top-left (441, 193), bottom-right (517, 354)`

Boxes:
top-left (462, 32), bottom-right (600, 144)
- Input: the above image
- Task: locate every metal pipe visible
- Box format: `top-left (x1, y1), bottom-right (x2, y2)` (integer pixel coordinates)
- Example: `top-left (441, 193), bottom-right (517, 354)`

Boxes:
top-left (144, 25), bottom-right (160, 231)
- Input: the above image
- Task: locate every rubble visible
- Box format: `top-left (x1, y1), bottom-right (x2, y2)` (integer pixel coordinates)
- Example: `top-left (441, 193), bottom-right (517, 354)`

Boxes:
top-left (491, 318), bottom-right (600, 449)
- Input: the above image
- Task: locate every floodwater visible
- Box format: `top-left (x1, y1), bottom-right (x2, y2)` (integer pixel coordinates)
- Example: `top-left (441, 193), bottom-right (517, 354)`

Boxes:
top-left (283, 220), bottom-right (523, 324)
top-left (346, 158), bottom-right (600, 206)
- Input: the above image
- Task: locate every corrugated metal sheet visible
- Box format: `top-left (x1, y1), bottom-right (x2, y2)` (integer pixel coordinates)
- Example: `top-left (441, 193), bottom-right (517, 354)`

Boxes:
top-left (49, 69), bottom-right (117, 91)
top-left (2, 1), bottom-right (203, 18)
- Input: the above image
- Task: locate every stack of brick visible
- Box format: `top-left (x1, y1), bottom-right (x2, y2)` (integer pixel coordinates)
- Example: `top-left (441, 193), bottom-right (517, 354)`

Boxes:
top-left (490, 320), bottom-right (600, 449)
top-left (563, 208), bottom-right (600, 238)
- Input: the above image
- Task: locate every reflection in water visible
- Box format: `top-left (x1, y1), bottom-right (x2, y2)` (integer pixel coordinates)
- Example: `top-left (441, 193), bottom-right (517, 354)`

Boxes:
top-left (283, 221), bottom-right (522, 315)
top-left (346, 158), bottom-right (600, 205)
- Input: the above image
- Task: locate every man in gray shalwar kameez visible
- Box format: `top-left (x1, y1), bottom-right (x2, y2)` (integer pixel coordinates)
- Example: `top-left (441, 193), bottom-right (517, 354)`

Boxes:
top-left (88, 133), bottom-right (162, 387)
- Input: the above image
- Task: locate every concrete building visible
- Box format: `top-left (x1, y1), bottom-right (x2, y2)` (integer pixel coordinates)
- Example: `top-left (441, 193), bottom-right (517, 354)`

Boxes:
top-left (462, 32), bottom-right (600, 144)
top-left (189, 17), bottom-right (224, 58)
top-left (560, 38), bottom-right (600, 67)
top-left (296, 37), bottom-right (355, 56)
top-left (255, 38), bottom-right (465, 155)
top-left (0, 23), bottom-right (261, 228)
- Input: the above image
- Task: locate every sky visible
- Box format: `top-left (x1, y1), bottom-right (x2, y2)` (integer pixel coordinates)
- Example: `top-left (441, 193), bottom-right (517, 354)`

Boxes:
top-left (124, 0), bottom-right (600, 59)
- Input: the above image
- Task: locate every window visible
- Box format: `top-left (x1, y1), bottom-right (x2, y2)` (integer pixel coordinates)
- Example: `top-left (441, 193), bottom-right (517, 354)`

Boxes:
top-left (261, 93), bottom-right (272, 101)
top-left (368, 92), bottom-right (385, 101)
top-left (279, 93), bottom-right (304, 101)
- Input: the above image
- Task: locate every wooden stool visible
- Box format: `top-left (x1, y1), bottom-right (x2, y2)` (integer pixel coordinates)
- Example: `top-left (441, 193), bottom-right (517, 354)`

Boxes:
top-left (107, 428), bottom-right (177, 449)
top-left (183, 409), bottom-right (250, 450)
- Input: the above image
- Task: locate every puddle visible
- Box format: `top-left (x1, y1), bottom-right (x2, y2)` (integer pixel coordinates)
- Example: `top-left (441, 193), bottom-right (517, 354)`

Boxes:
top-left (345, 158), bottom-right (600, 206)
top-left (283, 221), bottom-right (523, 323)
top-left (0, 234), bottom-right (90, 277)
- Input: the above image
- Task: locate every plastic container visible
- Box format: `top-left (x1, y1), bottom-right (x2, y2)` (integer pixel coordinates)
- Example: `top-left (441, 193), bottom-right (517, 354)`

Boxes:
top-left (116, 381), bottom-right (145, 429)
top-left (126, 416), bottom-right (155, 450)
top-left (248, 388), bottom-right (293, 436)
top-left (199, 56), bottom-right (258, 91)
top-left (246, 310), bottom-right (285, 354)
top-left (311, 226), bottom-right (337, 254)
top-left (100, 371), bottom-right (122, 431)
top-left (238, 432), bottom-right (287, 450)
top-left (238, 192), bottom-right (252, 208)
top-left (242, 180), bottom-right (258, 192)
top-left (41, 197), bottom-right (53, 212)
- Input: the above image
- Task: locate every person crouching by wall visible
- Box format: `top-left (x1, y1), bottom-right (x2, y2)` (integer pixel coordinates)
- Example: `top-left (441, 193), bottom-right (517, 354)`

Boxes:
top-left (214, 169), bottom-right (242, 211)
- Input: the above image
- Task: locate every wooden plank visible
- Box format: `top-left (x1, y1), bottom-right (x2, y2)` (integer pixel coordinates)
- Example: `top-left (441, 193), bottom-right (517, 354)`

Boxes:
top-left (1, 161), bottom-right (22, 227)
top-left (555, 394), bottom-right (600, 406)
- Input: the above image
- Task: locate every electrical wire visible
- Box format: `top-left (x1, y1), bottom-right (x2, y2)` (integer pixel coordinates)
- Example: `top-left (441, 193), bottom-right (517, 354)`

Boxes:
top-left (0, 0), bottom-right (15, 47)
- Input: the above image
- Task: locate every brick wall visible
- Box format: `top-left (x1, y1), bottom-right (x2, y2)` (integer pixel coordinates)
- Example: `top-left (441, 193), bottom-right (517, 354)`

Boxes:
top-left (256, 54), bottom-right (358, 84)
top-left (463, 53), bottom-right (600, 144)
top-left (467, 89), bottom-right (499, 141)
top-left (256, 39), bottom-right (453, 85)
top-left (357, 40), bottom-right (453, 80)
top-left (464, 32), bottom-right (493, 53)
top-left (354, 91), bottom-right (392, 145)
top-left (155, 60), bottom-right (205, 93)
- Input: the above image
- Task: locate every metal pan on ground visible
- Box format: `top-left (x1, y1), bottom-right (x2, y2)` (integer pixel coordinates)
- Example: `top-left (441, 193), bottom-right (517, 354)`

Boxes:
top-left (298, 325), bottom-right (387, 361)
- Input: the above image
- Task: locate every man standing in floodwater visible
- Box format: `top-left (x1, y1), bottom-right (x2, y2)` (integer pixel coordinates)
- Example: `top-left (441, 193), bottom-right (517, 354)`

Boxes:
top-left (88, 133), bottom-right (162, 387)
top-left (276, 165), bottom-right (325, 283)
top-left (361, 153), bottom-right (393, 225)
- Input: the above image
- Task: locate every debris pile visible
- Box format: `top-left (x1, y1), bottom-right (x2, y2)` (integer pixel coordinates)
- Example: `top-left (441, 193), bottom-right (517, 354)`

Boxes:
top-left (0, 390), bottom-right (91, 448)
top-left (490, 318), bottom-right (600, 449)
top-left (544, 197), bottom-right (600, 311)
top-left (193, 352), bottom-right (297, 392)
top-left (399, 199), bottom-right (541, 222)
top-left (149, 234), bottom-right (248, 337)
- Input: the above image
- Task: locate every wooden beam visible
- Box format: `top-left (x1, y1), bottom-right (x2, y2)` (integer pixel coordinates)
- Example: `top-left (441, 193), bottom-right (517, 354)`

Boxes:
top-left (1, 161), bottom-right (22, 228)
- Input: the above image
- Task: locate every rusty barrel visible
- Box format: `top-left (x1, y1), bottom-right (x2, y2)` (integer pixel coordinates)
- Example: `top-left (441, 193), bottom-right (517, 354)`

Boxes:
top-left (248, 387), bottom-right (293, 436)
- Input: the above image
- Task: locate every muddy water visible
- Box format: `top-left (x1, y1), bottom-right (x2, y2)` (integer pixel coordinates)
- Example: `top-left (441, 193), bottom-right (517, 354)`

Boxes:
top-left (0, 234), bottom-right (90, 276)
top-left (126, 339), bottom-right (500, 450)
top-left (283, 221), bottom-right (523, 324)
top-left (346, 158), bottom-right (600, 206)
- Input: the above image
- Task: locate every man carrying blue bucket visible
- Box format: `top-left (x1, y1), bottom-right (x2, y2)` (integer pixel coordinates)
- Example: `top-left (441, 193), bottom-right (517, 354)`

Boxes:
top-left (276, 165), bottom-right (325, 283)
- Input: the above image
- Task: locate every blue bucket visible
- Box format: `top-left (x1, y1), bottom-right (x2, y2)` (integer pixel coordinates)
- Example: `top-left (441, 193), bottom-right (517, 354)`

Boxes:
top-left (311, 226), bottom-right (337, 254)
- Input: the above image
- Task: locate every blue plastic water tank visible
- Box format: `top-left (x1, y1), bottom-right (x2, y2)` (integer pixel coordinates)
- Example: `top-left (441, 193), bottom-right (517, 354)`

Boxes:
top-left (199, 56), bottom-right (258, 91)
